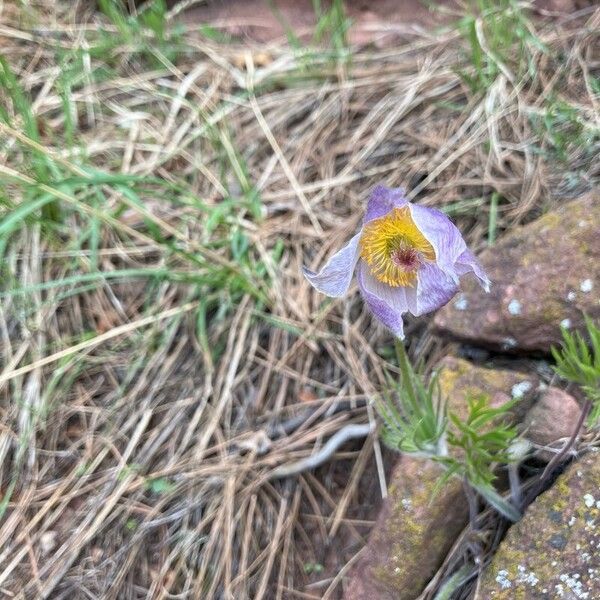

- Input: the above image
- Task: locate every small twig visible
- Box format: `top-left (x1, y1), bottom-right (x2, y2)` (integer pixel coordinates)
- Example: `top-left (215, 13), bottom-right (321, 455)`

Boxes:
top-left (539, 397), bottom-right (591, 486)
top-left (321, 545), bottom-right (367, 600)
top-left (266, 398), bottom-right (368, 440)
top-left (518, 395), bottom-right (592, 510)
top-left (269, 423), bottom-right (374, 479)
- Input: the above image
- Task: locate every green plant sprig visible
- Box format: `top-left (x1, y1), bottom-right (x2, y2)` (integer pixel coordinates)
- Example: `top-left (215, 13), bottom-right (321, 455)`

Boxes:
top-left (552, 316), bottom-right (600, 426)
top-left (377, 342), bottom-right (521, 521)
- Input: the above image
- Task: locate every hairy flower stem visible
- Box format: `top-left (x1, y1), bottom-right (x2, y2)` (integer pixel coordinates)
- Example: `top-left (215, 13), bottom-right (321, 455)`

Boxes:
top-left (395, 340), bottom-right (417, 405)
top-left (463, 477), bottom-right (479, 527)
top-left (463, 478), bottom-right (484, 569)
top-left (508, 463), bottom-right (522, 508)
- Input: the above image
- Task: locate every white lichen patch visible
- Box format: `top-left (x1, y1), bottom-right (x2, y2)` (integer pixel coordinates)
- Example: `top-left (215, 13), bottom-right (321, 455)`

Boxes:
top-left (512, 381), bottom-right (532, 399)
top-left (516, 565), bottom-right (539, 587)
top-left (580, 279), bottom-right (593, 293)
top-left (584, 494), bottom-right (595, 508)
top-left (559, 573), bottom-right (589, 599)
top-left (560, 318), bottom-right (572, 329)
top-left (567, 291), bottom-right (577, 302)
top-left (496, 569), bottom-right (512, 589)
top-left (569, 516), bottom-right (577, 526)
top-left (508, 298), bottom-right (522, 315)
top-left (454, 295), bottom-right (468, 311)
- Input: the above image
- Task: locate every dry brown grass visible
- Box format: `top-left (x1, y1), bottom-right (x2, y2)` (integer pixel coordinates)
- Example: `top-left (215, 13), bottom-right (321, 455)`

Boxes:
top-left (0, 1), bottom-right (598, 598)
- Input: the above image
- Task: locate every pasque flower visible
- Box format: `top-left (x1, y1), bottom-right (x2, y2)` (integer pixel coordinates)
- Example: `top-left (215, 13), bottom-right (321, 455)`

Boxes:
top-left (303, 185), bottom-right (489, 338)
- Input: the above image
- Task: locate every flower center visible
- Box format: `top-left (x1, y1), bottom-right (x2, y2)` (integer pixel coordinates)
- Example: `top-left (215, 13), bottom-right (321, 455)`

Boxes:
top-left (390, 245), bottom-right (420, 270)
top-left (359, 207), bottom-right (435, 287)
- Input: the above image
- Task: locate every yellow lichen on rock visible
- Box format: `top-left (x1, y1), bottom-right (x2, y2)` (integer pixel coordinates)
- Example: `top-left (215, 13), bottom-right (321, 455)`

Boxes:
top-left (479, 452), bottom-right (600, 599)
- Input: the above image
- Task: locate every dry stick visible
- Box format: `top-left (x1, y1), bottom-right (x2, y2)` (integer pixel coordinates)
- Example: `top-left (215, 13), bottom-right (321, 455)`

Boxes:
top-left (276, 487), bottom-right (301, 600)
top-left (344, 332), bottom-right (388, 498)
top-left (415, 524), bottom-right (476, 600)
top-left (321, 546), bottom-right (367, 600)
top-left (328, 434), bottom-right (373, 538)
top-left (198, 501), bottom-right (229, 600)
top-left (232, 493), bottom-right (258, 596)
top-left (195, 298), bottom-right (252, 455)
top-left (223, 475), bottom-right (236, 599)
top-left (254, 494), bottom-right (289, 600)
top-left (268, 423), bottom-right (374, 480)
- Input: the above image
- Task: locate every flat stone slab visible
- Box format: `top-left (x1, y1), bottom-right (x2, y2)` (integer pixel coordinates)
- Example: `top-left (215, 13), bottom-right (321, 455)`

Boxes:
top-left (479, 451), bottom-right (600, 599)
top-left (436, 356), bottom-right (539, 423)
top-left (434, 192), bottom-right (600, 353)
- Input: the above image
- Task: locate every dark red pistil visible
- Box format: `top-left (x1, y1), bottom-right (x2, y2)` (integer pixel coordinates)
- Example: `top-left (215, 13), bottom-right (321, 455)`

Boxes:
top-left (390, 247), bottom-right (419, 271)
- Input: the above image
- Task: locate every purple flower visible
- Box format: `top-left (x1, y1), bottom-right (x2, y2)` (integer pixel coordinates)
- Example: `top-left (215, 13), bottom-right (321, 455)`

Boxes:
top-left (303, 185), bottom-right (490, 338)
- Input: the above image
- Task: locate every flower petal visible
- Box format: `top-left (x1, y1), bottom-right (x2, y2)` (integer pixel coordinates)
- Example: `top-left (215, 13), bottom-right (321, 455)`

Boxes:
top-left (364, 185), bottom-right (409, 224)
top-left (357, 261), bottom-right (417, 338)
top-left (303, 232), bottom-right (362, 297)
top-left (408, 204), bottom-right (467, 282)
top-left (413, 261), bottom-right (459, 316)
top-left (455, 249), bottom-right (491, 292)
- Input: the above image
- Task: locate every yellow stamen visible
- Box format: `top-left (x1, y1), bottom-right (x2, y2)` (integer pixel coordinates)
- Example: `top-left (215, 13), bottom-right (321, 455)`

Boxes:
top-left (359, 207), bottom-right (435, 287)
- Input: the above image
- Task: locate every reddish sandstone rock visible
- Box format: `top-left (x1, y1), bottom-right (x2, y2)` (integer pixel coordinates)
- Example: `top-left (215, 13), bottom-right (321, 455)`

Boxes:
top-left (436, 356), bottom-right (538, 423)
top-left (434, 192), bottom-right (600, 354)
top-left (344, 457), bottom-right (467, 600)
top-left (523, 387), bottom-right (582, 461)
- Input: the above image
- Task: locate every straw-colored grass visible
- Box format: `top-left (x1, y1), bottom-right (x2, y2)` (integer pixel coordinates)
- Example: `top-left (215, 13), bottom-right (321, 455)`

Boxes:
top-left (0, 1), bottom-right (598, 598)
